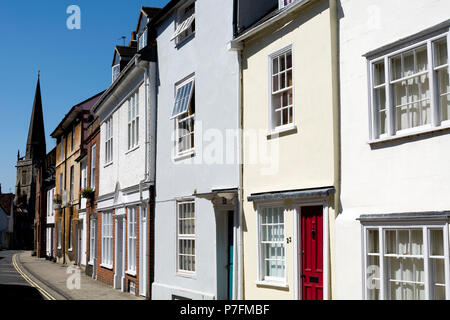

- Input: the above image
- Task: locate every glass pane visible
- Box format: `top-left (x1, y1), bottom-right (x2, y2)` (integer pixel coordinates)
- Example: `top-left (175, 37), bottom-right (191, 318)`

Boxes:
top-left (410, 103), bottom-right (420, 128)
top-left (273, 75), bottom-right (279, 92)
top-left (403, 50), bottom-right (415, 77)
top-left (435, 39), bottom-right (448, 67)
top-left (442, 94), bottom-right (450, 121)
top-left (416, 46), bottom-right (428, 72)
top-left (398, 230), bottom-right (409, 255)
top-left (391, 55), bottom-right (402, 80)
top-left (386, 230), bottom-right (397, 254)
top-left (434, 285), bottom-right (446, 300)
top-left (368, 230), bottom-right (379, 254)
top-left (287, 70), bottom-right (292, 87)
top-left (408, 77), bottom-right (419, 103)
top-left (416, 285), bottom-right (425, 300)
top-left (389, 281), bottom-right (402, 300)
top-left (374, 62), bottom-right (385, 85)
top-left (415, 259), bottom-right (424, 283)
top-left (388, 257), bottom-right (401, 281)
top-left (430, 229), bottom-right (444, 256)
top-left (280, 55), bottom-right (286, 71)
top-left (280, 72), bottom-right (286, 90)
top-left (379, 111), bottom-right (387, 135)
top-left (396, 106), bottom-right (408, 131)
top-left (394, 81), bottom-right (407, 107)
top-left (410, 230), bottom-right (423, 255)
top-left (402, 258), bottom-right (413, 282)
top-left (431, 258), bottom-right (445, 285)
top-left (272, 57), bottom-right (278, 75)
top-left (286, 52), bottom-right (292, 69)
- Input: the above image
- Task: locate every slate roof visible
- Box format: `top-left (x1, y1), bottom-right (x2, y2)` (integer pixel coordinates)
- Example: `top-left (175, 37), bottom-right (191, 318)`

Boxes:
top-left (0, 194), bottom-right (14, 216)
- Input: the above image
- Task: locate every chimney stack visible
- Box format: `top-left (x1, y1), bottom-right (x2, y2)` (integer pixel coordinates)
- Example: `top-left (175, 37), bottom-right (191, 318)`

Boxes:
top-left (131, 31), bottom-right (136, 41)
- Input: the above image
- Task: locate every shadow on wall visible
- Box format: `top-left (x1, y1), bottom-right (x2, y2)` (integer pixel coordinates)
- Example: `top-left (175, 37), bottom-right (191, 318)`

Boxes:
top-left (0, 284), bottom-right (45, 300)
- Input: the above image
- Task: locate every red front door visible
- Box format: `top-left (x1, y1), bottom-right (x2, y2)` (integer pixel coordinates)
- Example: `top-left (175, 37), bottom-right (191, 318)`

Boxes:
top-left (301, 206), bottom-right (323, 300)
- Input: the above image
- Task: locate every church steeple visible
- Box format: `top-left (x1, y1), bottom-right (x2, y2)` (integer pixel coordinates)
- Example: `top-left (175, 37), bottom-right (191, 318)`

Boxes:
top-left (26, 72), bottom-right (46, 161)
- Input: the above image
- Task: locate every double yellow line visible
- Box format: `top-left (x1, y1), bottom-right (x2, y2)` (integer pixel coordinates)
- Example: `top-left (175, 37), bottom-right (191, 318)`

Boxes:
top-left (12, 253), bottom-right (56, 301)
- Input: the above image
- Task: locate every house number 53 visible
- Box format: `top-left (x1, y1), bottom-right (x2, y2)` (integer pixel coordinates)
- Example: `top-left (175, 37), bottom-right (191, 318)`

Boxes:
top-left (286, 237), bottom-right (292, 244)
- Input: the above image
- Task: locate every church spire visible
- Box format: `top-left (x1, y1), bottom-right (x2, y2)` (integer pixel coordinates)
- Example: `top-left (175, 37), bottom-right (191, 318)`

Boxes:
top-left (25, 72), bottom-right (46, 161)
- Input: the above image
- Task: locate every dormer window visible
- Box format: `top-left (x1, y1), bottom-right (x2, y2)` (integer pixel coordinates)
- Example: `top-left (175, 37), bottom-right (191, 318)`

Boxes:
top-left (279, 0), bottom-right (295, 9)
top-left (138, 28), bottom-right (148, 51)
top-left (112, 64), bottom-right (120, 83)
top-left (171, 1), bottom-right (195, 45)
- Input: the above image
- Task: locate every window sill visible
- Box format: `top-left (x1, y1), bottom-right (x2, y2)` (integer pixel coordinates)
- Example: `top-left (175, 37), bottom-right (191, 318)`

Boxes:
top-left (255, 280), bottom-right (289, 289)
top-left (125, 145), bottom-right (140, 155)
top-left (267, 124), bottom-right (297, 139)
top-left (100, 264), bottom-right (113, 270)
top-left (176, 271), bottom-right (196, 279)
top-left (126, 270), bottom-right (137, 277)
top-left (88, 261), bottom-right (94, 266)
top-left (68, 248), bottom-right (73, 252)
top-left (368, 124), bottom-right (450, 146)
top-left (103, 162), bottom-right (113, 168)
top-left (173, 150), bottom-right (195, 162)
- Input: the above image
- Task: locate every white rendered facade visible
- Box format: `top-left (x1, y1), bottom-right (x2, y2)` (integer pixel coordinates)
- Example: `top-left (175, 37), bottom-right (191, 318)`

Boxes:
top-left (336, 0), bottom-right (450, 300)
top-left (152, 0), bottom-right (241, 300)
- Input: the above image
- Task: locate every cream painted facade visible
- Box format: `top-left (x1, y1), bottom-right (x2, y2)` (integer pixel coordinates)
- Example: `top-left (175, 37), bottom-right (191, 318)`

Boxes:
top-left (238, 0), bottom-right (339, 300)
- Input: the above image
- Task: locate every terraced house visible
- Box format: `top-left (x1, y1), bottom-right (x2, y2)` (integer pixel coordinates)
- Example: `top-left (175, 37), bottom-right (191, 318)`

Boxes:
top-left (91, 7), bottom-right (159, 298)
top-left (232, 0), bottom-right (340, 300)
top-left (336, 0), bottom-right (450, 300)
top-left (51, 93), bottom-right (102, 266)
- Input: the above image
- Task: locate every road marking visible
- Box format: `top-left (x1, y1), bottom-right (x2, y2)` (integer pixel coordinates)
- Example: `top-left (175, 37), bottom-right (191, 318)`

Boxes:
top-left (12, 254), bottom-right (56, 300)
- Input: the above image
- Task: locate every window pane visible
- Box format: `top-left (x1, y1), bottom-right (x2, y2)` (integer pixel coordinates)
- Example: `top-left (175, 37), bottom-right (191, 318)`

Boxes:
top-left (272, 57), bottom-right (279, 75)
top-left (403, 50), bottom-right (415, 77)
top-left (280, 55), bottom-right (286, 71)
top-left (286, 52), bottom-right (292, 69)
top-left (374, 62), bottom-right (385, 86)
top-left (416, 46), bottom-right (428, 72)
top-left (273, 75), bottom-right (279, 92)
top-left (386, 230), bottom-right (396, 254)
top-left (391, 55), bottom-right (402, 80)
top-left (430, 229), bottom-right (444, 256)
top-left (398, 230), bottom-right (409, 255)
top-left (368, 230), bottom-right (379, 254)
top-left (435, 39), bottom-right (448, 67)
top-left (410, 230), bottom-right (423, 255)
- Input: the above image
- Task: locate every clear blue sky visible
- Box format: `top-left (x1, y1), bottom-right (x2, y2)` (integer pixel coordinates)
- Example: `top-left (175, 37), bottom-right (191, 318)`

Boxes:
top-left (0, 0), bottom-right (170, 194)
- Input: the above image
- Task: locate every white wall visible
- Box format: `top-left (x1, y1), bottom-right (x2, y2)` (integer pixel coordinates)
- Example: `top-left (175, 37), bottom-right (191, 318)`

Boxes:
top-left (152, 0), bottom-right (239, 300)
top-left (336, 0), bottom-right (450, 299)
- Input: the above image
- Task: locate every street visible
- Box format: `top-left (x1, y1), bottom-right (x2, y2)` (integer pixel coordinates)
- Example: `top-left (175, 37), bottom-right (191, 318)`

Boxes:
top-left (0, 250), bottom-right (45, 300)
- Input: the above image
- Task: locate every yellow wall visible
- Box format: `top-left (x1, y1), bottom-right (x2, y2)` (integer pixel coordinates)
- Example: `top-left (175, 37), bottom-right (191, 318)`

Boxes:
top-left (242, 0), bottom-right (336, 300)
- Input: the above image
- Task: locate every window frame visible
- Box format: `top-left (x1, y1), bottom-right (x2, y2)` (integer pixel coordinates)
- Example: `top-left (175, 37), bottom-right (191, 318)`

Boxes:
top-left (176, 200), bottom-right (196, 276)
top-left (362, 223), bottom-right (450, 300)
top-left (127, 91), bottom-right (140, 151)
top-left (256, 204), bottom-right (287, 285)
top-left (112, 64), bottom-right (120, 83)
top-left (173, 76), bottom-right (195, 158)
top-left (104, 117), bottom-right (113, 165)
top-left (90, 143), bottom-right (96, 189)
top-left (368, 29), bottom-right (450, 141)
top-left (279, 0), bottom-right (295, 10)
top-left (127, 206), bottom-right (137, 274)
top-left (268, 45), bottom-right (296, 134)
top-left (89, 215), bottom-right (96, 265)
top-left (138, 28), bottom-right (148, 51)
top-left (172, 0), bottom-right (195, 45)
top-left (101, 211), bottom-right (113, 268)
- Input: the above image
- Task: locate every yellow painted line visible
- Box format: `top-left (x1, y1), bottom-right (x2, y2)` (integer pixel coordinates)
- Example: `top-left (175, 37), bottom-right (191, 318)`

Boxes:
top-left (12, 254), bottom-right (56, 300)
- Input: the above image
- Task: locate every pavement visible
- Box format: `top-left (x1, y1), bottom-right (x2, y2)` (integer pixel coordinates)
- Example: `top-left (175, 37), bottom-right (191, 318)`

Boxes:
top-left (14, 250), bottom-right (145, 300)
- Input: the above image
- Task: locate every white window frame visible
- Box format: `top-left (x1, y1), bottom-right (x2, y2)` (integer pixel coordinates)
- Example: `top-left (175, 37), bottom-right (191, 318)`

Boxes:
top-left (68, 215), bottom-right (73, 251)
top-left (172, 0), bottom-right (195, 45)
top-left (112, 64), bottom-right (120, 83)
top-left (256, 204), bottom-right (287, 286)
top-left (362, 223), bottom-right (450, 300)
top-left (101, 212), bottom-right (113, 268)
top-left (127, 91), bottom-right (140, 151)
top-left (127, 206), bottom-right (137, 274)
top-left (47, 188), bottom-right (55, 217)
top-left (89, 215), bottom-right (96, 265)
top-left (268, 45), bottom-right (295, 134)
top-left (176, 200), bottom-right (196, 276)
top-left (368, 29), bottom-right (450, 141)
top-left (173, 76), bottom-right (195, 158)
top-left (81, 162), bottom-right (87, 190)
top-left (138, 28), bottom-right (148, 51)
top-left (90, 144), bottom-right (96, 189)
top-left (58, 218), bottom-right (62, 249)
top-left (104, 117), bottom-right (113, 165)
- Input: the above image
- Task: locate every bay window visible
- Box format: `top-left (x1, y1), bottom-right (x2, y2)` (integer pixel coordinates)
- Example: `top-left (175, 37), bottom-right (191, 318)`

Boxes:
top-left (258, 207), bottom-right (286, 283)
top-left (369, 31), bottom-right (450, 140)
top-left (177, 201), bottom-right (195, 274)
top-left (364, 224), bottom-right (449, 300)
